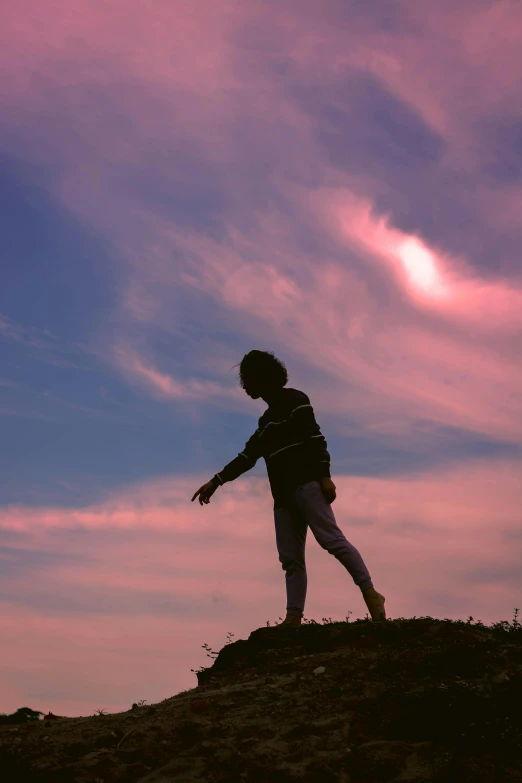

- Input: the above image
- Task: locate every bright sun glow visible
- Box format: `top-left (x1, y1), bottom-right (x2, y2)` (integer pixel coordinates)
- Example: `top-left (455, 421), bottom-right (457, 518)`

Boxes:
top-left (396, 238), bottom-right (447, 297)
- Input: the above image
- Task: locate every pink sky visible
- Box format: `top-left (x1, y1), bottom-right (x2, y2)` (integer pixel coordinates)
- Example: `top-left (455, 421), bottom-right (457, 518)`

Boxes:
top-left (1, 0), bottom-right (521, 717)
top-left (2, 459), bottom-right (521, 717)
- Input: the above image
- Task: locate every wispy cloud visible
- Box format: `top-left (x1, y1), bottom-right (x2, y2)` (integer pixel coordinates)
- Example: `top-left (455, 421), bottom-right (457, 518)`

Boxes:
top-left (0, 312), bottom-right (87, 369)
top-left (0, 406), bottom-right (49, 419)
top-left (113, 344), bottom-right (234, 402)
top-left (1, 456), bottom-right (521, 715)
top-left (1, 1), bottom-right (520, 452)
top-left (102, 196), bottom-right (522, 445)
top-left (5, 2), bottom-right (517, 445)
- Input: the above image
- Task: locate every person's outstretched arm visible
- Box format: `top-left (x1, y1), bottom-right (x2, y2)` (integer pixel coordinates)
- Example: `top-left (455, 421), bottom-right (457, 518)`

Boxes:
top-left (191, 427), bottom-right (263, 506)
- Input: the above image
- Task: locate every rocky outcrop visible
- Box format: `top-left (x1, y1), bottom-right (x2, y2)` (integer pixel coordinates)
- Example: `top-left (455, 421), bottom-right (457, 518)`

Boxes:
top-left (1, 616), bottom-right (521, 782)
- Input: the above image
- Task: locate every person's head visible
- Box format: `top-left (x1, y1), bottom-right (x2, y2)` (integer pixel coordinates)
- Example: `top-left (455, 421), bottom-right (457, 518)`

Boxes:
top-left (232, 350), bottom-right (288, 399)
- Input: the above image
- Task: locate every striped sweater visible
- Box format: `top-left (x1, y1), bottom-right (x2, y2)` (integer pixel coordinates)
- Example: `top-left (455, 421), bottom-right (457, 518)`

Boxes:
top-left (211, 387), bottom-right (331, 509)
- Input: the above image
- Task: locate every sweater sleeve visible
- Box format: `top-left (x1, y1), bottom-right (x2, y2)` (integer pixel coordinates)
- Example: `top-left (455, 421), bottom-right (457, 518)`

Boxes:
top-left (211, 426), bottom-right (263, 487)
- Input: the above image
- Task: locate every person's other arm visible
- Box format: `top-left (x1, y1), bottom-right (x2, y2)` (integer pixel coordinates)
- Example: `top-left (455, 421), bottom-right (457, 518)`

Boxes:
top-left (272, 390), bottom-right (335, 501)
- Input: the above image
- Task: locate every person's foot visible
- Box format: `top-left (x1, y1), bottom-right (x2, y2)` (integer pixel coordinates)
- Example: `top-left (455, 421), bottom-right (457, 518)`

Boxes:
top-left (277, 614), bottom-right (302, 627)
top-left (362, 587), bottom-right (386, 621)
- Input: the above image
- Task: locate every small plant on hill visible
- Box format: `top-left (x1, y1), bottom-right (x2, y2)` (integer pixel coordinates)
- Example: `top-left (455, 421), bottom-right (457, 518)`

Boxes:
top-left (189, 606), bottom-right (521, 677)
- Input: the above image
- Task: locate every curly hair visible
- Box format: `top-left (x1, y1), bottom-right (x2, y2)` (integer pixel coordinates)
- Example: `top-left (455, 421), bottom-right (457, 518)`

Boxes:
top-left (232, 350), bottom-right (288, 389)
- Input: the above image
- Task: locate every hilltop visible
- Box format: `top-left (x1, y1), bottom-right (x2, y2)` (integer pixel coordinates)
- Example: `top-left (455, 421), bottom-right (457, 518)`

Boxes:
top-left (1, 614), bottom-right (522, 782)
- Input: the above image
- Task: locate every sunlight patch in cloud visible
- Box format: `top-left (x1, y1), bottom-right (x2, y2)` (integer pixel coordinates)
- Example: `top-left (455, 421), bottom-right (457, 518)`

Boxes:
top-left (327, 191), bottom-right (522, 332)
top-left (396, 238), bottom-right (448, 298)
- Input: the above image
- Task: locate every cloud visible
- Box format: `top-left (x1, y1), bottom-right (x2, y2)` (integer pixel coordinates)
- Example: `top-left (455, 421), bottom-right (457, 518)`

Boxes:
top-left (103, 195), bottom-right (522, 446)
top-left (113, 345), bottom-right (231, 401)
top-left (0, 312), bottom-right (87, 369)
top-left (297, 186), bottom-right (522, 333)
top-left (1, 1), bottom-right (520, 466)
top-left (1, 456), bottom-right (521, 714)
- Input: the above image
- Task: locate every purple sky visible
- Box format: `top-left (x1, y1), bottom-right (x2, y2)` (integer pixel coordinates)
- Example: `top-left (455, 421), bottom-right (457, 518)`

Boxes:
top-left (1, 0), bottom-right (522, 717)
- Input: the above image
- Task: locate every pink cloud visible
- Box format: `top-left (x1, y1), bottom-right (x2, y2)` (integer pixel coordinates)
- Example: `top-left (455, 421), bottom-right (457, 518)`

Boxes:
top-left (1, 457), bottom-right (521, 716)
top-left (316, 189), bottom-right (522, 334)
top-left (3, 0), bottom-right (520, 276)
top-left (288, 1), bottom-right (522, 164)
top-left (113, 198), bottom-right (522, 445)
top-left (0, 2), bottom-right (509, 450)
top-left (2, 1), bottom-right (520, 191)
top-left (114, 345), bottom-right (221, 400)
top-left (111, 344), bottom-right (254, 423)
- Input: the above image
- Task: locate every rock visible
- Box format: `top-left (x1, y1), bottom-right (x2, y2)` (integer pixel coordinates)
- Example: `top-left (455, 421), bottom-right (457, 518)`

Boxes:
top-left (115, 746), bottom-right (143, 763)
top-left (189, 699), bottom-right (211, 712)
top-left (94, 731), bottom-right (119, 748)
top-left (80, 749), bottom-right (113, 767)
top-left (77, 748), bottom-right (128, 781)
top-left (64, 740), bottom-right (90, 759)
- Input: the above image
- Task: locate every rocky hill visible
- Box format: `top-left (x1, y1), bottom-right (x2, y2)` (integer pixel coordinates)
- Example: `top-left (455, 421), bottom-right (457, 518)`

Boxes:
top-left (1, 615), bottom-right (522, 782)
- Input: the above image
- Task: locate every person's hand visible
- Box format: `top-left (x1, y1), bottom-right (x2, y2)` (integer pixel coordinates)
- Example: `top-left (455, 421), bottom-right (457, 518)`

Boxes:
top-left (191, 480), bottom-right (217, 505)
top-left (320, 477), bottom-right (336, 504)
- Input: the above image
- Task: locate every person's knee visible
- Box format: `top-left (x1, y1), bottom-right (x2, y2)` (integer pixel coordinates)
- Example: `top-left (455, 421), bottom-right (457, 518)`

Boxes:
top-left (322, 539), bottom-right (347, 555)
top-left (280, 557), bottom-right (305, 574)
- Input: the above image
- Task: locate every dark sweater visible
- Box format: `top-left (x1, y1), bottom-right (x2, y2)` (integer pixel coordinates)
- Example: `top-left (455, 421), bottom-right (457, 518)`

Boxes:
top-left (211, 387), bottom-right (331, 509)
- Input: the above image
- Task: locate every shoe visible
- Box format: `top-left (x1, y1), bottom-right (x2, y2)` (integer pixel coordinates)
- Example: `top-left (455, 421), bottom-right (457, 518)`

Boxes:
top-left (362, 587), bottom-right (386, 621)
top-left (277, 614), bottom-right (302, 627)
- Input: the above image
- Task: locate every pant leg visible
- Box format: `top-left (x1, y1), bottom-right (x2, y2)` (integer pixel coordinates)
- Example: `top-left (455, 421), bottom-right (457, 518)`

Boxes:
top-left (273, 502), bottom-right (308, 618)
top-left (292, 480), bottom-right (373, 592)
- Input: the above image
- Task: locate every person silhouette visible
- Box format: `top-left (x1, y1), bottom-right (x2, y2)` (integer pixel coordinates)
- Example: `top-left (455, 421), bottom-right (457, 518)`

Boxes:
top-left (191, 350), bottom-right (386, 625)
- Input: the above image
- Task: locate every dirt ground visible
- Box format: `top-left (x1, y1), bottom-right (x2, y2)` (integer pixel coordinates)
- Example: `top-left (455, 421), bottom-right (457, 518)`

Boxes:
top-left (2, 617), bottom-right (522, 782)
